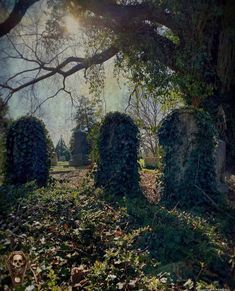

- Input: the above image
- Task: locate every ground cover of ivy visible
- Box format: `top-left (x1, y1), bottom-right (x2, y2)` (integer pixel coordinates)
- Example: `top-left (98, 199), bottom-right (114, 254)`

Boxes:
top-left (0, 177), bottom-right (234, 290)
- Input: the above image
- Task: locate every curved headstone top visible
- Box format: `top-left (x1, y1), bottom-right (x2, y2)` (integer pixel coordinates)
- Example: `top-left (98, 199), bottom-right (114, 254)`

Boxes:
top-left (158, 107), bottom-right (224, 207)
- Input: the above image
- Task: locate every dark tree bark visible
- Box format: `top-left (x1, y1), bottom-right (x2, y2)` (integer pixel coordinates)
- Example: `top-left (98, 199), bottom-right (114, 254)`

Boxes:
top-left (203, 0), bottom-right (235, 168)
top-left (0, 0), bottom-right (40, 37)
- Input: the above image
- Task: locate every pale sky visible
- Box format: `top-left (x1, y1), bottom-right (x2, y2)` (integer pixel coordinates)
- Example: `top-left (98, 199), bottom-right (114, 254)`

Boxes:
top-left (0, 1), bottom-right (129, 146)
top-left (7, 58), bottom-right (128, 146)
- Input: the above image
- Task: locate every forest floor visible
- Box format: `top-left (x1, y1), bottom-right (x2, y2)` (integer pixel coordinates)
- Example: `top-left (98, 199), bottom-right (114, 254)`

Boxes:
top-left (0, 168), bottom-right (235, 290)
top-left (51, 168), bottom-right (159, 203)
top-left (52, 168), bottom-right (160, 203)
top-left (51, 167), bottom-right (235, 207)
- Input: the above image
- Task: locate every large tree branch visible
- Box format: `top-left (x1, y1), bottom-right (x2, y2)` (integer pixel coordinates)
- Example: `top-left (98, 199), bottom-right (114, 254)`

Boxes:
top-left (1, 46), bottom-right (118, 102)
top-left (130, 23), bottom-right (179, 73)
top-left (146, 33), bottom-right (178, 72)
top-left (0, 0), bottom-right (40, 38)
top-left (80, 17), bottom-right (179, 72)
top-left (77, 0), bottom-right (181, 36)
top-left (77, 2), bottom-right (180, 72)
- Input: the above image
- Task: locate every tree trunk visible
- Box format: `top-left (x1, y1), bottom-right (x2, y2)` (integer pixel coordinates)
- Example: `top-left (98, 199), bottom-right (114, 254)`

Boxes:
top-left (202, 0), bottom-right (235, 171)
top-left (218, 0), bottom-right (235, 170)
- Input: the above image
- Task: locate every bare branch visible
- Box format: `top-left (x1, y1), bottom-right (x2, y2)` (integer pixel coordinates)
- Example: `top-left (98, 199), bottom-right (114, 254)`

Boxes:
top-left (1, 46), bottom-right (118, 102)
top-left (124, 85), bottom-right (138, 113)
top-left (31, 76), bottom-right (75, 113)
top-left (6, 67), bottom-right (40, 84)
top-left (31, 87), bottom-right (64, 114)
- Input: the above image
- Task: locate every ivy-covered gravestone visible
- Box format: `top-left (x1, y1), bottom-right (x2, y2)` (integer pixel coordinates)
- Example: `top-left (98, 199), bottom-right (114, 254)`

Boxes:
top-left (4, 116), bottom-right (51, 187)
top-left (51, 151), bottom-right (58, 166)
top-left (95, 112), bottom-right (140, 197)
top-left (69, 129), bottom-right (89, 166)
top-left (158, 107), bottom-right (222, 208)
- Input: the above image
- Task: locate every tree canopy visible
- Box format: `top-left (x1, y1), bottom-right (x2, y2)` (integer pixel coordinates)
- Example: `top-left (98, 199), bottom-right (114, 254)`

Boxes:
top-left (0, 0), bottom-right (234, 102)
top-left (0, 0), bottom-right (234, 162)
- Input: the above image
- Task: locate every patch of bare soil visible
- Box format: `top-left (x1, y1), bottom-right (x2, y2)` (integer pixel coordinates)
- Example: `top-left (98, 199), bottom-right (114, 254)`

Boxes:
top-left (51, 169), bottom-right (159, 203)
top-left (51, 168), bottom-right (235, 208)
top-left (140, 171), bottom-right (159, 203)
top-left (51, 168), bottom-right (90, 188)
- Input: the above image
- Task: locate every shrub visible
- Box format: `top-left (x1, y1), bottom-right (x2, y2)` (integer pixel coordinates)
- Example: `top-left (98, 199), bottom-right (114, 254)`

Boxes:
top-left (4, 116), bottom-right (51, 186)
top-left (95, 112), bottom-right (140, 196)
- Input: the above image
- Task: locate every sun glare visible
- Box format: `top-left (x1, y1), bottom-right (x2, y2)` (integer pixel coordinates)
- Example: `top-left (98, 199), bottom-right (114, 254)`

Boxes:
top-left (64, 15), bottom-right (80, 35)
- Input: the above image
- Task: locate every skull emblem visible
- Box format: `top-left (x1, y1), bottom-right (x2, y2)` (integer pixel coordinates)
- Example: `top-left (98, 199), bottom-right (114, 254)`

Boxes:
top-left (7, 251), bottom-right (28, 286)
top-left (12, 254), bottom-right (25, 269)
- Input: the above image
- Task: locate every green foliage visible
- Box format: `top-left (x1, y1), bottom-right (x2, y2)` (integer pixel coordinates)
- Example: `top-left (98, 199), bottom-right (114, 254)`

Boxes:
top-left (73, 95), bottom-right (101, 132)
top-left (0, 182), bottom-right (37, 214)
top-left (85, 226), bottom-right (169, 290)
top-left (87, 121), bottom-right (101, 163)
top-left (148, 0), bottom-right (221, 104)
top-left (55, 137), bottom-right (70, 161)
top-left (0, 182), bottom-right (167, 290)
top-left (158, 107), bottom-right (223, 208)
top-left (0, 178), bottom-right (234, 289)
top-left (4, 116), bottom-right (51, 187)
top-left (124, 195), bottom-right (234, 289)
top-left (114, 37), bottom-right (178, 101)
top-left (95, 112), bottom-right (140, 197)
top-left (126, 85), bottom-right (183, 159)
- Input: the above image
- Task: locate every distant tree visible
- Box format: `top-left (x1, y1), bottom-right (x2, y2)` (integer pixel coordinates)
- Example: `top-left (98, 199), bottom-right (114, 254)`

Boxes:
top-left (127, 86), bottom-right (182, 157)
top-left (55, 137), bottom-right (70, 161)
top-left (72, 96), bottom-right (103, 163)
top-left (73, 96), bottom-right (99, 133)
